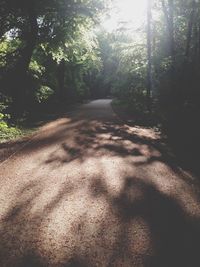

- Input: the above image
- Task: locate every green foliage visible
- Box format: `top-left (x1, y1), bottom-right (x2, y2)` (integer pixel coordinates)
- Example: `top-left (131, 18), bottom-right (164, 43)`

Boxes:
top-left (97, 0), bottom-right (200, 124)
top-left (0, 39), bottom-right (21, 69)
top-left (0, 0), bottom-right (199, 154)
top-left (0, 0), bottom-right (107, 138)
top-left (29, 60), bottom-right (45, 77)
top-left (0, 0), bottom-right (107, 117)
top-left (96, 30), bottom-right (147, 101)
top-left (36, 85), bottom-right (54, 103)
top-left (0, 120), bottom-right (22, 142)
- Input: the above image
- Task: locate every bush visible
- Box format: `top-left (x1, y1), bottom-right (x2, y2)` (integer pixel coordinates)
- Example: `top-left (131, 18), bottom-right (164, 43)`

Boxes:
top-left (36, 85), bottom-right (54, 103)
top-left (0, 119), bottom-right (22, 141)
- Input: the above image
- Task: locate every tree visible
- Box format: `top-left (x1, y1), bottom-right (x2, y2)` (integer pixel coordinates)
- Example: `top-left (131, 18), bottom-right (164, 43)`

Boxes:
top-left (185, 0), bottom-right (196, 59)
top-left (161, 0), bottom-right (175, 76)
top-left (0, 0), bottom-right (106, 116)
top-left (147, 0), bottom-right (153, 111)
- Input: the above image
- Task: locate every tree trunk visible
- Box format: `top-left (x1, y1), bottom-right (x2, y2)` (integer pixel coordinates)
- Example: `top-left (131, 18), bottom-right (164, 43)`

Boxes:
top-left (161, 0), bottom-right (175, 69)
top-left (193, 22), bottom-right (198, 66)
top-left (185, 0), bottom-right (196, 59)
top-left (147, 0), bottom-right (153, 111)
top-left (198, 19), bottom-right (200, 66)
top-left (168, 0), bottom-right (175, 64)
top-left (161, 0), bottom-right (175, 85)
top-left (57, 59), bottom-right (66, 101)
top-left (11, 3), bottom-right (38, 117)
top-left (16, 4), bottom-right (38, 74)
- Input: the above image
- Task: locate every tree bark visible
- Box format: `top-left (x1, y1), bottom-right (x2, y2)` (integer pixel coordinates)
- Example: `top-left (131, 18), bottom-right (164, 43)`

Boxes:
top-left (147, 0), bottom-right (153, 111)
top-left (161, 0), bottom-right (175, 78)
top-left (168, 0), bottom-right (175, 63)
top-left (161, 0), bottom-right (175, 63)
top-left (57, 59), bottom-right (66, 101)
top-left (199, 24), bottom-right (200, 65)
top-left (185, 0), bottom-right (196, 59)
top-left (16, 4), bottom-right (38, 74)
top-left (11, 2), bottom-right (38, 117)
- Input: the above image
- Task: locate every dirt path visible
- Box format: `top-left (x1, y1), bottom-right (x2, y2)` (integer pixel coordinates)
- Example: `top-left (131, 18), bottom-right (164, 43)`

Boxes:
top-left (0, 99), bottom-right (200, 267)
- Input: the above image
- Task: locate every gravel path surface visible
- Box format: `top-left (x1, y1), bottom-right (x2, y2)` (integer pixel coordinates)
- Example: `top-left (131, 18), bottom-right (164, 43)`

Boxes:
top-left (0, 99), bottom-right (200, 267)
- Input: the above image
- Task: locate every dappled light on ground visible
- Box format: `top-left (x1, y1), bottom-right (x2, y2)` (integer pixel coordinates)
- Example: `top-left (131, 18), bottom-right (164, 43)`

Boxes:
top-left (0, 100), bottom-right (200, 267)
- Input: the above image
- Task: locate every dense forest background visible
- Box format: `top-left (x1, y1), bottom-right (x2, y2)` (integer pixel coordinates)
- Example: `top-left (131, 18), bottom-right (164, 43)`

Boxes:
top-left (0, 0), bottom-right (200, 165)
